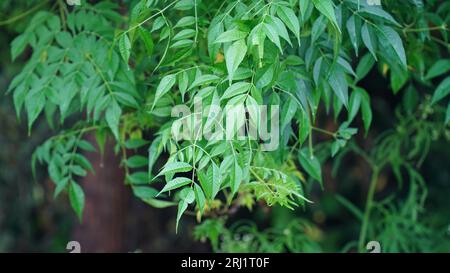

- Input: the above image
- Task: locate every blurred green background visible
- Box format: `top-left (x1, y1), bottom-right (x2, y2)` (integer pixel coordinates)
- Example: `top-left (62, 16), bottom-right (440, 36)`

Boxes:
top-left (1, 0), bottom-right (449, 253)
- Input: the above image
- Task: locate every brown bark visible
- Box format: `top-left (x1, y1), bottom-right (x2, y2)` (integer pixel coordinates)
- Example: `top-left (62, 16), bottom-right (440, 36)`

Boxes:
top-left (72, 134), bottom-right (128, 252)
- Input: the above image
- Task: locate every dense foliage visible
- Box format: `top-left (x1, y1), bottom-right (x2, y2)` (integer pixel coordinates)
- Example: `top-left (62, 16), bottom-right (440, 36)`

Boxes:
top-left (4, 0), bottom-right (450, 252)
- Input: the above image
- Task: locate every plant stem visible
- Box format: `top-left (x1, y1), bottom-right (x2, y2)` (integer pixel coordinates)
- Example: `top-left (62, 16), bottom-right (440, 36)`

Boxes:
top-left (358, 167), bottom-right (379, 252)
top-left (312, 126), bottom-right (336, 137)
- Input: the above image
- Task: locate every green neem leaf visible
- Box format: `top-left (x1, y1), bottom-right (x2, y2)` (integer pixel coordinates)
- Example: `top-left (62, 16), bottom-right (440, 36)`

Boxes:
top-left (78, 140), bottom-right (96, 152)
top-left (119, 34), bottom-right (131, 64)
top-left (198, 164), bottom-right (221, 200)
top-left (360, 90), bottom-right (372, 135)
top-left (73, 154), bottom-right (94, 173)
top-left (268, 16), bottom-right (292, 47)
top-left (25, 90), bottom-right (45, 132)
top-left (125, 138), bottom-right (149, 149)
top-left (425, 59), bottom-right (450, 80)
top-left (214, 28), bottom-right (248, 44)
top-left (143, 198), bottom-right (177, 208)
top-left (230, 161), bottom-right (242, 196)
top-left (11, 33), bottom-right (30, 61)
top-left (431, 77), bottom-right (450, 105)
top-left (298, 149), bottom-right (322, 187)
top-left (151, 16), bottom-right (165, 32)
top-left (152, 74), bottom-right (176, 110)
top-left (358, 7), bottom-right (401, 27)
top-left (377, 26), bottom-right (407, 68)
top-left (225, 39), bottom-right (247, 84)
top-left (156, 162), bottom-right (193, 178)
top-left (328, 67), bottom-right (349, 108)
top-left (148, 136), bottom-right (162, 175)
top-left (356, 53), bottom-right (376, 81)
top-left (298, 109), bottom-right (310, 146)
top-left (170, 39), bottom-right (193, 49)
top-left (127, 155), bottom-right (149, 168)
top-left (221, 82), bottom-right (252, 100)
top-left (194, 183), bottom-right (206, 214)
top-left (249, 24), bottom-right (266, 61)
top-left (312, 0), bottom-right (340, 32)
top-left (105, 99), bottom-right (122, 140)
top-left (263, 23), bottom-right (283, 53)
top-left (174, 16), bottom-right (196, 28)
top-left (54, 177), bottom-right (69, 199)
top-left (176, 187), bottom-right (195, 233)
top-left (70, 165), bottom-right (87, 177)
top-left (158, 177), bottom-right (192, 196)
top-left (127, 172), bottom-right (151, 185)
top-left (176, 200), bottom-right (188, 233)
top-left (174, 0), bottom-right (194, 11)
top-left (348, 89), bottom-right (362, 123)
top-left (189, 74), bottom-right (220, 90)
top-left (173, 29), bottom-right (196, 41)
top-left (69, 181), bottom-right (85, 221)
top-left (361, 23), bottom-right (377, 61)
top-left (132, 186), bottom-right (158, 199)
top-left (138, 27), bottom-right (154, 55)
top-left (178, 71), bottom-right (189, 98)
top-left (346, 16), bottom-right (358, 56)
top-left (276, 6), bottom-right (301, 45)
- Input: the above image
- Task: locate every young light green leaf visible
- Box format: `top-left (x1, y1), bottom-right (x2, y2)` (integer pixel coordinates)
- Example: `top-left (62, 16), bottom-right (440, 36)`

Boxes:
top-left (194, 183), bottom-right (206, 214)
top-left (221, 82), bottom-right (251, 100)
top-left (173, 29), bottom-right (196, 41)
top-left (119, 34), bottom-right (131, 64)
top-left (198, 163), bottom-right (221, 200)
top-left (276, 6), bottom-right (300, 45)
top-left (312, 0), bottom-right (340, 32)
top-left (158, 177), bottom-right (192, 195)
top-left (156, 162), bottom-right (193, 177)
top-left (263, 23), bottom-right (282, 52)
top-left (176, 200), bottom-right (188, 233)
top-left (144, 198), bottom-right (177, 208)
top-left (214, 28), bottom-right (248, 44)
top-left (152, 74), bottom-right (176, 110)
top-left (230, 161), bottom-right (242, 196)
top-left (269, 16), bottom-right (292, 46)
top-left (174, 16), bottom-right (195, 28)
top-left (176, 187), bottom-right (195, 233)
top-left (189, 74), bottom-right (220, 90)
top-left (226, 39), bottom-right (247, 84)
top-left (11, 33), bottom-right (30, 61)
top-left (178, 71), bottom-right (189, 98)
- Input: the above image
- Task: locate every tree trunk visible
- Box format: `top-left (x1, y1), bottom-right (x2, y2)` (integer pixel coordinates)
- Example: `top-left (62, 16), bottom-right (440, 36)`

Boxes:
top-left (72, 134), bottom-right (128, 252)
